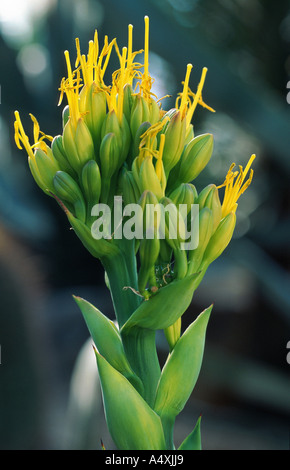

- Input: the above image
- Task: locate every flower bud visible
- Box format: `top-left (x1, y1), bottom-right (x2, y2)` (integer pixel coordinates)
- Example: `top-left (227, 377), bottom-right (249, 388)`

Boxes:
top-left (81, 160), bottom-right (101, 210)
top-left (169, 183), bottom-right (197, 216)
top-left (130, 95), bottom-right (150, 138)
top-left (138, 236), bottom-right (160, 296)
top-left (34, 147), bottom-right (60, 192)
top-left (51, 135), bottom-right (76, 177)
top-left (53, 170), bottom-right (86, 222)
top-left (65, 208), bottom-right (119, 260)
top-left (177, 133), bottom-right (214, 184)
top-left (197, 184), bottom-right (222, 232)
top-left (80, 84), bottom-right (107, 152)
top-left (101, 110), bottom-right (130, 166)
top-left (139, 157), bottom-right (164, 200)
top-left (63, 118), bottom-right (95, 174)
top-left (201, 211), bottom-right (236, 269)
top-left (119, 167), bottom-right (141, 205)
top-left (188, 207), bottom-right (214, 275)
top-left (161, 109), bottom-right (186, 175)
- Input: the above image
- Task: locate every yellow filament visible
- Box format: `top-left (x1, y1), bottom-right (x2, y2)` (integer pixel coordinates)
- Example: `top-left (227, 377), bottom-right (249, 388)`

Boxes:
top-left (179, 63), bottom-right (193, 119)
top-left (219, 154), bottom-right (256, 217)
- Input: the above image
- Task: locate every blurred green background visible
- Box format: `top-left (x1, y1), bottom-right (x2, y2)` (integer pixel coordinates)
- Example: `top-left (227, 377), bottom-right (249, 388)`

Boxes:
top-left (0, 0), bottom-right (290, 450)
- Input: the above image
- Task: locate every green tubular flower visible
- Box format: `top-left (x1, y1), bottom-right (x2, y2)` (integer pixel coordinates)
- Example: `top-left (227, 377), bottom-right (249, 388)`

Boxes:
top-left (62, 117), bottom-right (95, 174)
top-left (80, 83), bottom-right (107, 152)
top-left (130, 95), bottom-right (150, 138)
top-left (169, 182), bottom-right (197, 214)
top-left (160, 109), bottom-right (186, 176)
top-left (81, 160), bottom-right (102, 216)
top-left (33, 147), bottom-right (61, 192)
top-left (101, 110), bottom-right (131, 167)
top-left (200, 211), bottom-right (236, 269)
top-left (175, 133), bottom-right (214, 187)
top-left (119, 167), bottom-right (141, 205)
top-left (95, 351), bottom-right (166, 450)
top-left (53, 170), bottom-right (86, 223)
top-left (197, 184), bottom-right (222, 232)
top-left (51, 135), bottom-right (77, 178)
top-left (188, 207), bottom-right (214, 275)
top-left (64, 208), bottom-right (119, 260)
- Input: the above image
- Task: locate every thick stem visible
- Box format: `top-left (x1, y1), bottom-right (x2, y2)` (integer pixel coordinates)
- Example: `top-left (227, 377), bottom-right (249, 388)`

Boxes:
top-left (159, 413), bottom-right (175, 450)
top-left (101, 239), bottom-right (140, 328)
top-left (102, 239), bottom-right (161, 406)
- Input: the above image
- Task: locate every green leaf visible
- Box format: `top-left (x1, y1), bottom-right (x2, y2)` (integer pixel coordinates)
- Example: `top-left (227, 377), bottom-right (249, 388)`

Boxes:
top-left (121, 273), bottom-right (201, 334)
top-left (178, 416), bottom-right (202, 450)
top-left (154, 305), bottom-right (212, 419)
top-left (95, 351), bottom-right (166, 450)
top-left (74, 296), bottom-right (143, 392)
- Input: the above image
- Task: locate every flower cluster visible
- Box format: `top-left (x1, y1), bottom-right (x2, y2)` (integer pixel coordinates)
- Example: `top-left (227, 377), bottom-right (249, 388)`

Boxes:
top-left (14, 17), bottom-right (255, 450)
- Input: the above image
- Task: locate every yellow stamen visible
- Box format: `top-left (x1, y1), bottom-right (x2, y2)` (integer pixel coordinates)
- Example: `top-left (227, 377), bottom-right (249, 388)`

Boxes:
top-left (179, 63), bottom-right (193, 119)
top-left (14, 111), bottom-right (53, 159)
top-left (219, 154), bottom-right (256, 218)
top-left (144, 16), bottom-right (149, 83)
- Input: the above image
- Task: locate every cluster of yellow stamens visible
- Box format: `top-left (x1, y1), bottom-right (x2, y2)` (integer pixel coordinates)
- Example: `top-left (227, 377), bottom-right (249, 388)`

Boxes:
top-left (219, 153), bottom-right (256, 217)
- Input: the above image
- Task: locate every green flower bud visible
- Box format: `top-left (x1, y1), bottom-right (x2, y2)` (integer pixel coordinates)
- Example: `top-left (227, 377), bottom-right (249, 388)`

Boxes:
top-left (201, 211), bottom-right (236, 269)
top-left (62, 105), bottom-right (70, 128)
top-left (197, 184), bottom-right (222, 232)
top-left (34, 147), bottom-right (60, 192)
top-left (138, 236), bottom-right (160, 296)
top-left (131, 121), bottom-right (151, 162)
top-left (130, 95), bottom-right (150, 138)
top-left (119, 167), bottom-right (141, 205)
top-left (81, 84), bottom-right (107, 153)
top-left (95, 352), bottom-right (166, 450)
top-left (28, 156), bottom-right (49, 194)
top-left (63, 118), bottom-right (95, 174)
top-left (176, 133), bottom-right (214, 185)
top-left (139, 157), bottom-right (164, 200)
top-left (148, 98), bottom-right (161, 125)
top-left (101, 110), bottom-right (131, 166)
top-left (64, 207), bottom-right (119, 260)
top-left (81, 160), bottom-right (101, 205)
top-left (161, 109), bottom-right (186, 175)
top-left (100, 133), bottom-right (119, 179)
top-left (188, 207), bottom-right (214, 275)
top-left (169, 183), bottom-right (197, 216)
top-left (122, 84), bottom-right (134, 124)
top-left (51, 135), bottom-right (76, 177)
top-left (53, 170), bottom-right (86, 222)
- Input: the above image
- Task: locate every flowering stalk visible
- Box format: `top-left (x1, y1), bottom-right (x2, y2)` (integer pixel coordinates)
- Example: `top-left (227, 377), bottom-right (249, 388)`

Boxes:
top-left (14, 16), bottom-right (255, 450)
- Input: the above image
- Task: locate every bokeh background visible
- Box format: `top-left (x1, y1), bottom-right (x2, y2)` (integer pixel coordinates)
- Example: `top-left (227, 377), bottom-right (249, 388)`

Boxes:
top-left (0, 0), bottom-right (290, 450)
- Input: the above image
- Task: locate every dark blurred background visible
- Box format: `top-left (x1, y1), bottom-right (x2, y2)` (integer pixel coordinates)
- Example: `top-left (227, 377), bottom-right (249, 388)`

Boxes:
top-left (0, 0), bottom-right (289, 450)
